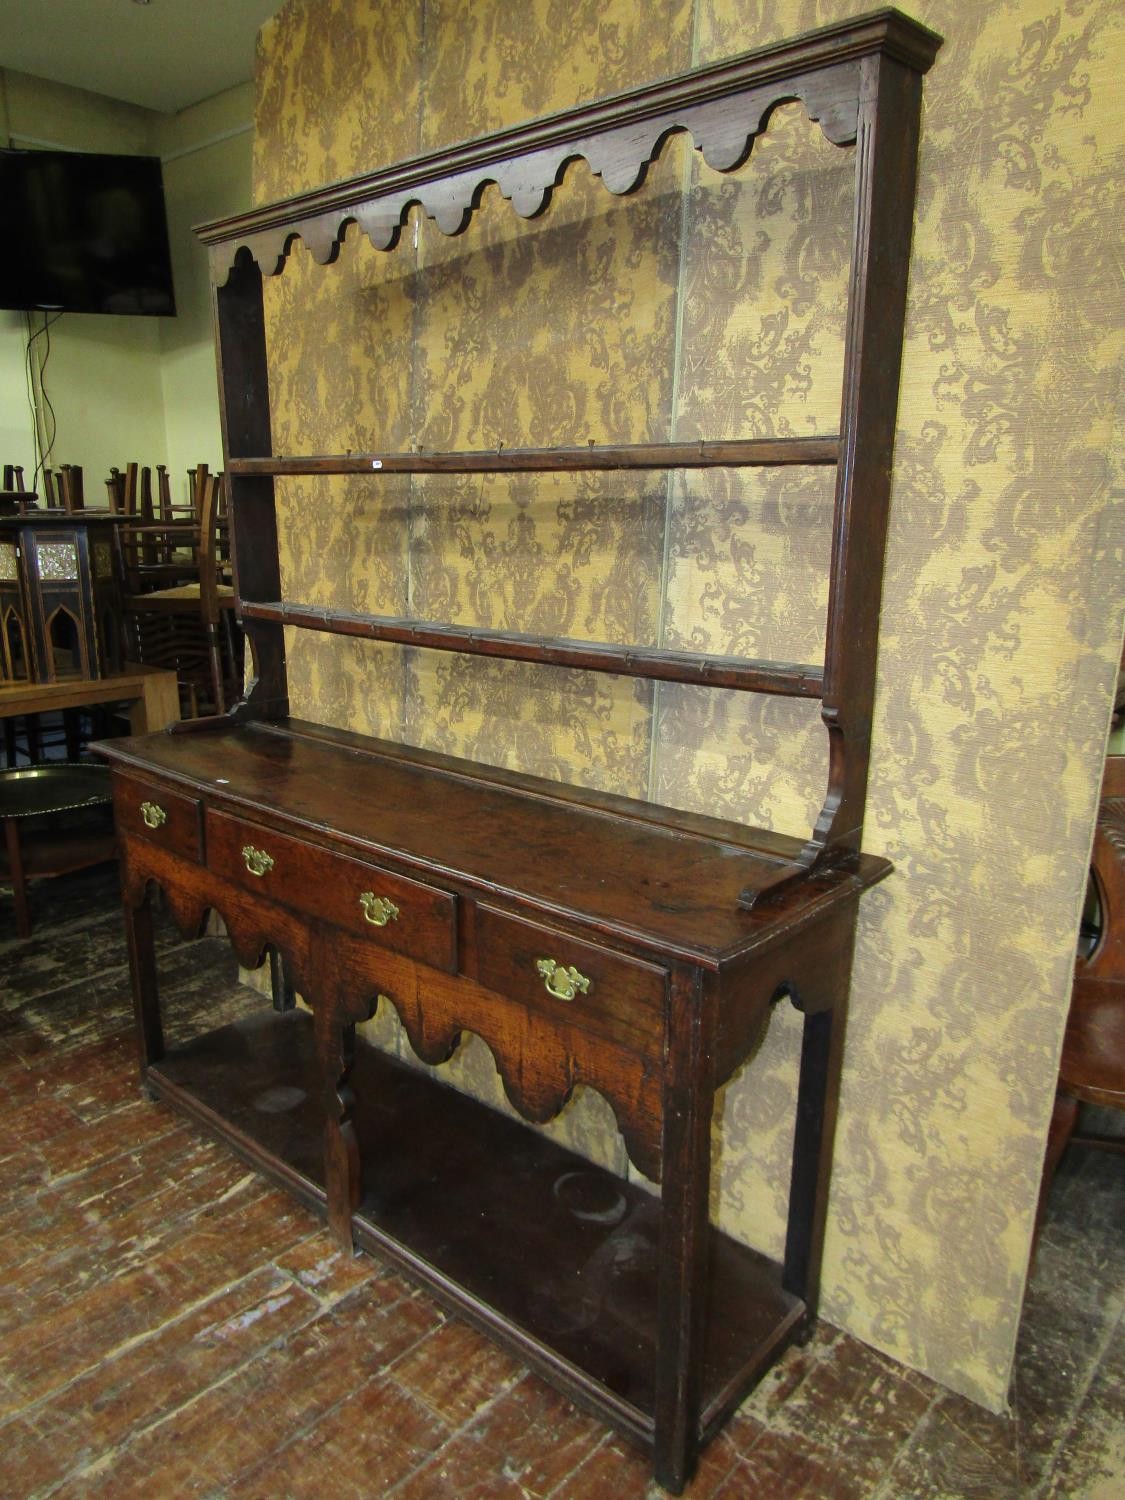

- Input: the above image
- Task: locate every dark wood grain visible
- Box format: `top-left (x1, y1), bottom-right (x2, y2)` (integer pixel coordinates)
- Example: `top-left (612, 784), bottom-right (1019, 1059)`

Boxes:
top-left (100, 722), bottom-right (888, 966)
top-left (471, 902), bottom-right (667, 1053)
top-left (113, 773), bottom-right (204, 865)
top-left (205, 805), bottom-right (459, 973)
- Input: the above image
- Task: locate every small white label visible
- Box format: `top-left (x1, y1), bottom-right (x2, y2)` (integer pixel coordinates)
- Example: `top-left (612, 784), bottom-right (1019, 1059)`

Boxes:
top-left (372, 460), bottom-right (383, 469)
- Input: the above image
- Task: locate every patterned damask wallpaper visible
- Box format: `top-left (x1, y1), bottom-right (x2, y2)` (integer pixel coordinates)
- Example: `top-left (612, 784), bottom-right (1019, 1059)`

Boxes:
top-left (251, 0), bottom-right (1124, 1408)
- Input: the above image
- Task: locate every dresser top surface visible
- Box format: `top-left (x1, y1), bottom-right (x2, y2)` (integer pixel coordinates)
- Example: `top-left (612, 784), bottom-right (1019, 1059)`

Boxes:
top-left (98, 719), bottom-right (889, 966)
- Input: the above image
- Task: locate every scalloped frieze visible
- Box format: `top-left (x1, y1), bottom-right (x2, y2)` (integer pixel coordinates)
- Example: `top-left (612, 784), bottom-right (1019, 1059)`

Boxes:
top-left (211, 61), bottom-right (860, 285)
top-left (124, 866), bottom-right (212, 945)
top-left (324, 925), bottom-right (665, 1182)
top-left (373, 988), bottom-right (663, 1182)
top-left (122, 847), bottom-right (326, 1007)
top-left (121, 843), bottom-right (665, 1180)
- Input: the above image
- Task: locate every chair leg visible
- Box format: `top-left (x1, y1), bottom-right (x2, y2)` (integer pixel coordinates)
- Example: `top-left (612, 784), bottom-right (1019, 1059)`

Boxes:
top-left (206, 625), bottom-right (225, 715)
top-left (64, 709), bottom-right (83, 760)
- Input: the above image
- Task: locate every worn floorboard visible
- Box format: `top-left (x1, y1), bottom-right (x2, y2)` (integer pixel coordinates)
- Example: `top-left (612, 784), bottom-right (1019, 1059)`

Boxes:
top-left (0, 863), bottom-right (1121, 1498)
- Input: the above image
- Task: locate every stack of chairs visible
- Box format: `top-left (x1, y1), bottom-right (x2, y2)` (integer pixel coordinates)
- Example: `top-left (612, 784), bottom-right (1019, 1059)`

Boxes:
top-left (4, 463), bottom-right (88, 512)
top-left (2, 464), bottom-right (74, 760)
top-left (117, 465), bottom-right (241, 719)
top-left (1, 464), bottom-right (37, 514)
top-left (39, 465), bottom-right (85, 511)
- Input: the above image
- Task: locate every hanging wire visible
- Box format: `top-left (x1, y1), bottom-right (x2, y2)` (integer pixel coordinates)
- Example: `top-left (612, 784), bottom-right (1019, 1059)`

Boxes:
top-left (24, 310), bottom-right (62, 490)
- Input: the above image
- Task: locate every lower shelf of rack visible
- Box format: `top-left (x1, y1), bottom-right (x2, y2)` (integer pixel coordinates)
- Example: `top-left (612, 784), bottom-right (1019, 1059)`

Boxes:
top-left (147, 1007), bottom-right (804, 1450)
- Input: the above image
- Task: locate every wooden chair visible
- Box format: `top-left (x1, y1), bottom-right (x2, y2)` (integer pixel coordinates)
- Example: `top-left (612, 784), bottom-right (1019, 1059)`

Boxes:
top-left (120, 474), bottom-right (241, 716)
top-left (1038, 755), bottom-right (1125, 1228)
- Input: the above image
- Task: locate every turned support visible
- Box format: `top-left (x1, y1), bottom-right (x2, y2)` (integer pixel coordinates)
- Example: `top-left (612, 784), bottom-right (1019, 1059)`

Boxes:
top-left (312, 948), bottom-right (363, 1253)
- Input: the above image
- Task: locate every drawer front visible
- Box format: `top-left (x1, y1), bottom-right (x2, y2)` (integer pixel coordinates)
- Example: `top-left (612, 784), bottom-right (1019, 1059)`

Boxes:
top-left (206, 809), bottom-right (457, 973)
top-left (474, 905), bottom-right (666, 1053)
top-left (114, 773), bottom-right (204, 864)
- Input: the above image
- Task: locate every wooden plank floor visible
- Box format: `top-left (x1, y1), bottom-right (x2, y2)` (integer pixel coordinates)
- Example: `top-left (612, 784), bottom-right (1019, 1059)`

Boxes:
top-left (0, 863), bottom-right (1121, 1498)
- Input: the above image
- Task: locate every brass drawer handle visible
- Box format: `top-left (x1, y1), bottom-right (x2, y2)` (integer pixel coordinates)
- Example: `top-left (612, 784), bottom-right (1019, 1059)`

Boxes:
top-left (140, 801), bottom-right (166, 829)
top-left (536, 958), bottom-right (590, 1002)
top-left (359, 891), bottom-right (400, 927)
top-left (242, 845), bottom-right (275, 878)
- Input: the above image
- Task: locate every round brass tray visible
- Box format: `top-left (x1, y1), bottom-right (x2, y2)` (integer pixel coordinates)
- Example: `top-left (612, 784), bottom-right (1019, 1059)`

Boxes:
top-left (0, 762), bottom-right (112, 821)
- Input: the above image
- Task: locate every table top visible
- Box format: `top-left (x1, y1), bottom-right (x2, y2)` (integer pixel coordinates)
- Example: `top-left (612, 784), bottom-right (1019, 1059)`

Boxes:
top-left (0, 508), bottom-right (129, 528)
top-left (0, 762), bottom-right (113, 820)
top-left (97, 717), bottom-right (891, 966)
top-left (0, 664), bottom-right (177, 718)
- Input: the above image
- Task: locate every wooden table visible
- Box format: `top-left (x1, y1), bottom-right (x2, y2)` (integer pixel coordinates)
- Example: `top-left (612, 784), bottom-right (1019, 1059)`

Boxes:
top-left (0, 664), bottom-right (181, 749)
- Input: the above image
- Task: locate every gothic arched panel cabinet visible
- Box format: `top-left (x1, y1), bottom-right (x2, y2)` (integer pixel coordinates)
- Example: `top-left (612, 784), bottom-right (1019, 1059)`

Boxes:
top-left (97, 12), bottom-right (940, 1491)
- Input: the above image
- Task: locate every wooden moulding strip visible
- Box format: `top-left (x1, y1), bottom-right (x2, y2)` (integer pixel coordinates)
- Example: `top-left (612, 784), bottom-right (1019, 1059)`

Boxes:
top-left (240, 602), bottom-right (827, 698)
top-left (197, 11), bottom-right (941, 257)
top-left (227, 437), bottom-right (839, 476)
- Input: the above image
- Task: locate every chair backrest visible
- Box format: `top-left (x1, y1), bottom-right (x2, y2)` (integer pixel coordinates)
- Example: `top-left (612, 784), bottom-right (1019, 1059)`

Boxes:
top-left (157, 465), bottom-right (174, 523)
top-left (120, 462), bottom-right (140, 516)
top-left (41, 469), bottom-right (63, 508)
top-left (58, 464), bottom-right (83, 512)
top-left (119, 472), bottom-right (238, 718)
top-left (188, 464), bottom-right (212, 523)
top-left (105, 467), bottom-right (123, 512)
top-left (196, 474), bottom-right (224, 628)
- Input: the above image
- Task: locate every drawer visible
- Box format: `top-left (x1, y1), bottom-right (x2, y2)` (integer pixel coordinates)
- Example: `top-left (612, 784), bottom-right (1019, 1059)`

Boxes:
top-left (114, 773), bottom-right (204, 864)
top-left (206, 808), bottom-right (458, 973)
top-left (473, 905), bottom-right (666, 1053)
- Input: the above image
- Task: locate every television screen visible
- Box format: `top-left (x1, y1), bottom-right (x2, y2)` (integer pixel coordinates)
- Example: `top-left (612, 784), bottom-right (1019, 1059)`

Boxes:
top-left (0, 148), bottom-right (176, 317)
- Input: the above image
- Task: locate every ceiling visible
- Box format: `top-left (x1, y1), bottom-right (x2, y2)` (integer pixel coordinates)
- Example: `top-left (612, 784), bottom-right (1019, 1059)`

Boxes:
top-left (0, 0), bottom-right (283, 114)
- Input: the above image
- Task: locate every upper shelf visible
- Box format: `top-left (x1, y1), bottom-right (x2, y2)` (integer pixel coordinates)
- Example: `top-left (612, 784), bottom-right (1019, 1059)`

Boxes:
top-left (227, 437), bottom-right (839, 478)
top-left (197, 8), bottom-right (942, 282)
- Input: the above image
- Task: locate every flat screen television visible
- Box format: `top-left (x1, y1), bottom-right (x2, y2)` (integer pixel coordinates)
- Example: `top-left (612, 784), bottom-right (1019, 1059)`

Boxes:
top-left (0, 148), bottom-right (176, 317)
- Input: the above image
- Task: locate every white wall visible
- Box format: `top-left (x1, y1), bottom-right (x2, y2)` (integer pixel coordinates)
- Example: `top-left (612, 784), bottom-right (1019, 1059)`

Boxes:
top-left (0, 70), bottom-right (253, 503)
top-left (0, 310), bottom-right (34, 480)
top-left (155, 85), bottom-right (254, 507)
